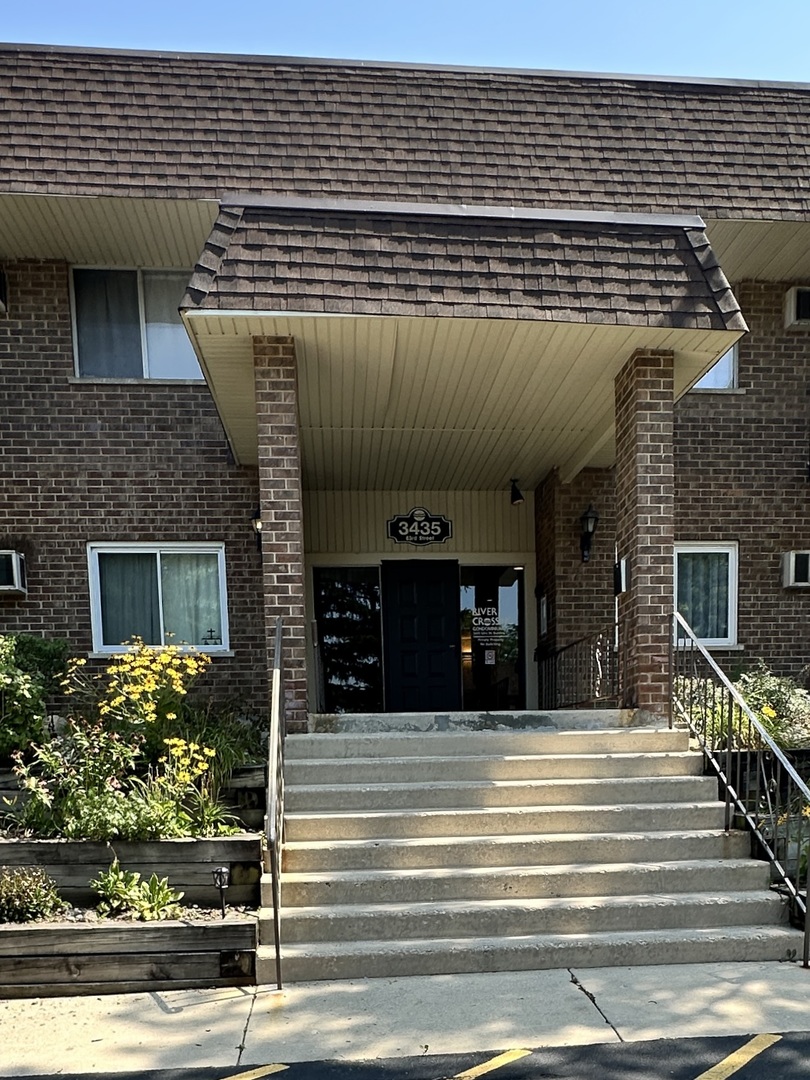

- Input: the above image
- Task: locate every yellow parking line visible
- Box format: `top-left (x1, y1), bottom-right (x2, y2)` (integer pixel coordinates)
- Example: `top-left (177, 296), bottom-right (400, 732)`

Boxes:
top-left (694, 1033), bottom-right (782, 1079)
top-left (229, 1066), bottom-right (289, 1079)
top-left (448, 1047), bottom-right (533, 1078)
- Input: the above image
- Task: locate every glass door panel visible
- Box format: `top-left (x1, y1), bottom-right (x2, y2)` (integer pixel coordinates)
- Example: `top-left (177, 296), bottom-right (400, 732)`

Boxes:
top-left (460, 566), bottom-right (524, 711)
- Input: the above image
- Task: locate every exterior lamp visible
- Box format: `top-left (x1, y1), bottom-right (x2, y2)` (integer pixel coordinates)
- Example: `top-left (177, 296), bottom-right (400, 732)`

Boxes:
top-left (212, 865), bottom-right (231, 918)
top-left (580, 504), bottom-right (599, 563)
top-left (251, 506), bottom-right (262, 551)
top-left (510, 479), bottom-right (525, 506)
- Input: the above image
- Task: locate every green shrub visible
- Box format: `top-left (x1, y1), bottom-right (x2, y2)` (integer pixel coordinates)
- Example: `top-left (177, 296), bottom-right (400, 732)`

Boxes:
top-left (0, 866), bottom-right (65, 923)
top-left (91, 859), bottom-right (183, 921)
top-left (0, 636), bottom-right (46, 760)
top-left (675, 664), bottom-right (810, 750)
top-left (8, 719), bottom-right (238, 841)
top-left (0, 634), bottom-right (70, 760)
top-left (142, 698), bottom-right (265, 794)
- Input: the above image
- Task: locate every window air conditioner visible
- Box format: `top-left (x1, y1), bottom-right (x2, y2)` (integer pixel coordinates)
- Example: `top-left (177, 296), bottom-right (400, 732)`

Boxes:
top-left (784, 287), bottom-right (810, 329)
top-left (0, 551), bottom-right (27, 594)
top-left (782, 551), bottom-right (810, 587)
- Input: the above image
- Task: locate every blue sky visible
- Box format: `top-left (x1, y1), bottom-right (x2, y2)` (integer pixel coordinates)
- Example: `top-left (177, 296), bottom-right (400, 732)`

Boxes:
top-left (5, 0), bottom-right (810, 82)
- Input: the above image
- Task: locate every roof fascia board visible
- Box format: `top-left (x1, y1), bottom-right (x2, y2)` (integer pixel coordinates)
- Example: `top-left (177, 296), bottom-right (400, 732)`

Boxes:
top-left (3, 41), bottom-right (810, 93)
top-left (221, 194), bottom-right (705, 230)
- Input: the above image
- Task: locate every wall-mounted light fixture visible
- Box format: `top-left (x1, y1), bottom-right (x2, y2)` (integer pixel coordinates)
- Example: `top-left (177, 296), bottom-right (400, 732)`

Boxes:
top-left (510, 479), bottom-right (525, 506)
top-left (580, 504), bottom-right (599, 562)
top-left (251, 506), bottom-right (262, 551)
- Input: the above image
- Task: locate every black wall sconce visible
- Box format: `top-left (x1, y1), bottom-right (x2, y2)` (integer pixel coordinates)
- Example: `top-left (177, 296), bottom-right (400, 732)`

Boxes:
top-left (251, 506), bottom-right (262, 551)
top-left (580, 504), bottom-right (599, 562)
top-left (510, 479), bottom-right (525, 506)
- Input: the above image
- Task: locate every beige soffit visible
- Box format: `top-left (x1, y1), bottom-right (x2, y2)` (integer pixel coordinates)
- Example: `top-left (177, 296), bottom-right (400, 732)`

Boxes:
top-left (705, 219), bottom-right (810, 283)
top-left (183, 309), bottom-right (741, 488)
top-left (0, 193), bottom-right (219, 266)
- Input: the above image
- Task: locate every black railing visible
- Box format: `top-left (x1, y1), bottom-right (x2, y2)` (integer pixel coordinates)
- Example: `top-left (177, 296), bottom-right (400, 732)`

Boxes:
top-left (538, 625), bottom-right (619, 709)
top-left (671, 612), bottom-right (809, 966)
top-left (264, 616), bottom-right (286, 989)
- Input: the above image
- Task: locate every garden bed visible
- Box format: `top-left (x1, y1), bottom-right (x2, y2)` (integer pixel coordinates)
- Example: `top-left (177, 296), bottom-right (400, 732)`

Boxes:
top-left (0, 834), bottom-right (263, 907)
top-left (0, 915), bottom-right (258, 997)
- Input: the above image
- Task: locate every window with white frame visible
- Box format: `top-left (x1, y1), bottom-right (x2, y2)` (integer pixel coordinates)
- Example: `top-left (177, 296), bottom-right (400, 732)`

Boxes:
top-left (88, 543), bottom-right (229, 653)
top-left (675, 543), bottom-right (738, 647)
top-left (72, 269), bottom-right (203, 379)
top-left (691, 344), bottom-right (738, 390)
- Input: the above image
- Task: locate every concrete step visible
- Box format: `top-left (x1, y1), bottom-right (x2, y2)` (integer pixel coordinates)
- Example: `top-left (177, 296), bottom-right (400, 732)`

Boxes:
top-left (286, 728), bottom-right (688, 761)
top-left (282, 828), bottom-right (752, 872)
top-left (261, 924), bottom-right (802, 982)
top-left (285, 774), bottom-right (715, 813)
top-left (308, 710), bottom-right (637, 734)
top-left (275, 858), bottom-right (771, 907)
top-left (285, 750), bottom-right (704, 786)
top-left (275, 891), bottom-right (785, 944)
top-left (285, 801), bottom-right (727, 842)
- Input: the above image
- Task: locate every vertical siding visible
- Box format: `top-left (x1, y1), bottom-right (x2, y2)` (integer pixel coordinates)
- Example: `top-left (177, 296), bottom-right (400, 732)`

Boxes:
top-left (304, 491), bottom-right (534, 556)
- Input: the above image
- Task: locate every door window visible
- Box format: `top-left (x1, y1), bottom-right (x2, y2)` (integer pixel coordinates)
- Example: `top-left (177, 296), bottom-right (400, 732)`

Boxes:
top-left (460, 566), bottom-right (524, 710)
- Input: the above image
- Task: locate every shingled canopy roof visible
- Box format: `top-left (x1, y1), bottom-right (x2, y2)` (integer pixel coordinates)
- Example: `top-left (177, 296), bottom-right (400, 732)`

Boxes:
top-left (181, 198), bottom-right (744, 487)
top-left (184, 199), bottom-right (744, 330)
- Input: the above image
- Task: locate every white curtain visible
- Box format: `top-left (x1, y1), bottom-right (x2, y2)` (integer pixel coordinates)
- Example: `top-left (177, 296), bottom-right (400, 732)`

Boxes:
top-left (161, 553), bottom-right (222, 646)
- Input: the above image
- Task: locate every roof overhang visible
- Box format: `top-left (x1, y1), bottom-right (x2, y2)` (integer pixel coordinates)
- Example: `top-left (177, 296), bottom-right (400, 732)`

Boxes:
top-left (0, 193), bottom-right (219, 265)
top-left (181, 197), bottom-right (746, 489)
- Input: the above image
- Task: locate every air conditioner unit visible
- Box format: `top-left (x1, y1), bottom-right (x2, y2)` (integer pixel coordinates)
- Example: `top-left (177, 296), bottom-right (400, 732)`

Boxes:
top-left (784, 287), bottom-right (810, 329)
top-left (782, 551), bottom-right (810, 587)
top-left (0, 551), bottom-right (26, 595)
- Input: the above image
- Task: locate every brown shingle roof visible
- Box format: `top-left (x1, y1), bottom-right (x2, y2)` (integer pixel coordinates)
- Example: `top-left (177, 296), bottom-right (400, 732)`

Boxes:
top-left (183, 200), bottom-right (746, 331)
top-left (1, 44), bottom-right (810, 219)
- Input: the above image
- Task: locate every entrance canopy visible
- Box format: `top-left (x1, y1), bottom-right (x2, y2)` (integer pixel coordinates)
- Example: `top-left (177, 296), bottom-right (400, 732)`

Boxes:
top-left (182, 196), bottom-right (746, 488)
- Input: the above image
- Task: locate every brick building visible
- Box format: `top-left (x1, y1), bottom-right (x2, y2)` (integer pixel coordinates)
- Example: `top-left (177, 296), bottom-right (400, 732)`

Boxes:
top-left (2, 44), bottom-right (809, 727)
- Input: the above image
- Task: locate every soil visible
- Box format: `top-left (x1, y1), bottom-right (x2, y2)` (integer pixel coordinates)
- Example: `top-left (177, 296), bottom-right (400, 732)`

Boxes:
top-left (2, 903), bottom-right (259, 926)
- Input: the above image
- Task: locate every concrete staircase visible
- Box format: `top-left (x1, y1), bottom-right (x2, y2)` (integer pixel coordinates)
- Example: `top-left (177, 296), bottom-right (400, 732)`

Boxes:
top-left (256, 720), bottom-right (800, 983)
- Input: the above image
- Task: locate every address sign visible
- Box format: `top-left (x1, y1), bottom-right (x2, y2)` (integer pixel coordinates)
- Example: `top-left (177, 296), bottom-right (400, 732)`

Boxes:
top-left (386, 507), bottom-right (453, 546)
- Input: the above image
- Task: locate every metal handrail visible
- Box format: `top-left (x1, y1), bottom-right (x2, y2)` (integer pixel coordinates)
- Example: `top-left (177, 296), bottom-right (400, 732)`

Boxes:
top-left (671, 612), bottom-right (810, 967)
top-left (538, 624), bottom-right (619, 709)
top-left (264, 616), bottom-right (286, 989)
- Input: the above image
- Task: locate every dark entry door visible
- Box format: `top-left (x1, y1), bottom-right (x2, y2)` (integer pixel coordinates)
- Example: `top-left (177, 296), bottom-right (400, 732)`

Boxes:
top-left (381, 560), bottom-right (461, 712)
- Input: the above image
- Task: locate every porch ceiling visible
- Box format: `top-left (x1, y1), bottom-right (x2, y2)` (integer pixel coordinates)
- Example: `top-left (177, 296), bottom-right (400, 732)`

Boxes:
top-left (184, 311), bottom-right (740, 489)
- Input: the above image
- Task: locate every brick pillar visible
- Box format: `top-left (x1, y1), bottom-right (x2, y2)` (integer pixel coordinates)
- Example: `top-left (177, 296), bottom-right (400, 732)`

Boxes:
top-left (614, 350), bottom-right (675, 716)
top-left (254, 336), bottom-right (307, 732)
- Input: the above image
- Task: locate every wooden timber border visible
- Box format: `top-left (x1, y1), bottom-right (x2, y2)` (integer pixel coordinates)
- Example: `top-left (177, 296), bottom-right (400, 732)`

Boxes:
top-left (0, 834), bottom-right (263, 996)
top-left (0, 834), bottom-right (263, 906)
top-left (0, 918), bottom-right (258, 997)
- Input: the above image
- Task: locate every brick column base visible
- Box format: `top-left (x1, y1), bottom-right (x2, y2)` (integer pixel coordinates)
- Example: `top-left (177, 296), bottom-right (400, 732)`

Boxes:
top-left (614, 350), bottom-right (675, 715)
top-left (254, 336), bottom-right (307, 732)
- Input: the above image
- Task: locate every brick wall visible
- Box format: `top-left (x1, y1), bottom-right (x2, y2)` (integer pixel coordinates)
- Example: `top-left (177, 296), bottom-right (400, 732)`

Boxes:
top-left (675, 280), bottom-right (810, 678)
top-left (0, 260), bottom-right (269, 718)
top-left (615, 350), bottom-right (675, 713)
top-left (253, 337), bottom-right (308, 731)
top-left (534, 467), bottom-right (615, 654)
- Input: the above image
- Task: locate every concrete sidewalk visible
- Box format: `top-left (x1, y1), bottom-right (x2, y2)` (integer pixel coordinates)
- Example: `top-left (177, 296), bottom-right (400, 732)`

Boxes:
top-left (1, 961), bottom-right (809, 1075)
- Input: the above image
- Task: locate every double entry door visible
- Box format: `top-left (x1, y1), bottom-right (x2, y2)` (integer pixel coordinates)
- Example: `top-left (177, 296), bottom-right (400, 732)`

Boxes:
top-left (381, 559), bottom-right (462, 713)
